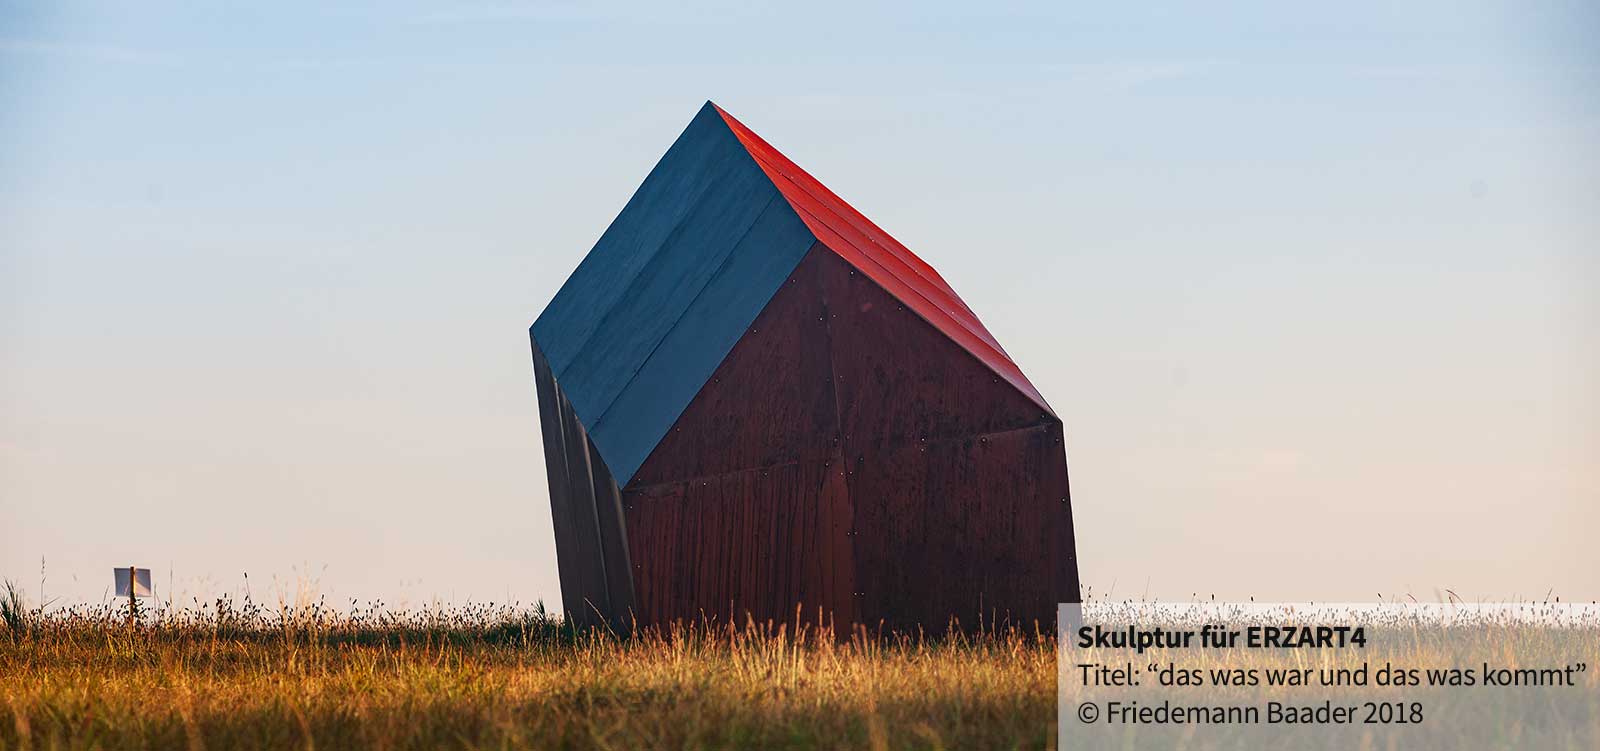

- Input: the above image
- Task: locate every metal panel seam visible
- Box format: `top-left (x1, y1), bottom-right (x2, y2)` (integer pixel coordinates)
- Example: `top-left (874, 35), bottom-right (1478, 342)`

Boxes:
top-left (549, 188), bottom-right (772, 389)
top-left (816, 249), bottom-right (857, 629)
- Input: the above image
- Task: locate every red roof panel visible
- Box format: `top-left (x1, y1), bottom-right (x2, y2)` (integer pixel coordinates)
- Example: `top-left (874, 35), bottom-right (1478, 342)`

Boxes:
top-left (714, 105), bottom-right (1053, 415)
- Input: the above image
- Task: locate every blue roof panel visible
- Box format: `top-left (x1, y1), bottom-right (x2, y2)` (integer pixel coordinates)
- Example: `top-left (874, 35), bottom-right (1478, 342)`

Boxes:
top-left (532, 102), bottom-right (757, 377)
top-left (554, 159), bottom-right (780, 424)
top-left (531, 101), bottom-right (818, 484)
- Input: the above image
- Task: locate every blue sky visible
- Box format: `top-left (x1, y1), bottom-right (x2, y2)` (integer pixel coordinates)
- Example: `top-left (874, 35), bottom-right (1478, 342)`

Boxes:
top-left (3, 2), bottom-right (1596, 608)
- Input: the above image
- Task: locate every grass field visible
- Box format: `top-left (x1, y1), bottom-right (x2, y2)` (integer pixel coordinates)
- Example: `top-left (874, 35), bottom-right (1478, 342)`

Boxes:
top-left (0, 589), bottom-right (1057, 751)
top-left (5, 590), bottom-right (1597, 750)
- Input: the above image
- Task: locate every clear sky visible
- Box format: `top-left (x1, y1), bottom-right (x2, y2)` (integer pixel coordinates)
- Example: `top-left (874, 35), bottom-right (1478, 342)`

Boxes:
top-left (3, 2), bottom-right (1596, 610)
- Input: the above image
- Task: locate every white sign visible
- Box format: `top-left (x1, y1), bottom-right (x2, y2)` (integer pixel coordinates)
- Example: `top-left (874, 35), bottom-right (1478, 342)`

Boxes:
top-left (114, 567), bottom-right (152, 597)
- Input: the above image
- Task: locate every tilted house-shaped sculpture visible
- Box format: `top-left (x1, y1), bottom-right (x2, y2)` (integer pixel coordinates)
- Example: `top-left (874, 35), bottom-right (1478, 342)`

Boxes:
top-left (531, 102), bottom-right (1080, 631)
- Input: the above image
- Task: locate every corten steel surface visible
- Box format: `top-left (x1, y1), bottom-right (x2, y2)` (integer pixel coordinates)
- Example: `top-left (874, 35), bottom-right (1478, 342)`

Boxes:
top-left (530, 102), bottom-right (1080, 631)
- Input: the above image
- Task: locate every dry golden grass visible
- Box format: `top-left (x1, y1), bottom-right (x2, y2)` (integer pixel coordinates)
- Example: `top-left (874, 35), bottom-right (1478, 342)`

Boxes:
top-left (0, 594), bottom-right (1058, 751)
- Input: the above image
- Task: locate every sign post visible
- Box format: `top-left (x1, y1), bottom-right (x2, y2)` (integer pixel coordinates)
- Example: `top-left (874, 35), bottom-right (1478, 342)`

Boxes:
top-left (114, 566), bottom-right (152, 625)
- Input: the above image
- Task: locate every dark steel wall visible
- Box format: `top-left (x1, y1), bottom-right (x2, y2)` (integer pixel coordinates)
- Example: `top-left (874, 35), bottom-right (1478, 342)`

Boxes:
top-left (530, 344), bottom-right (635, 628)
